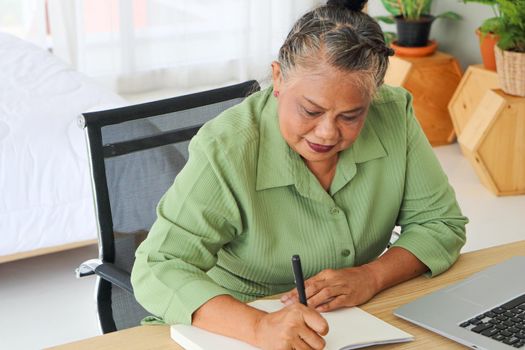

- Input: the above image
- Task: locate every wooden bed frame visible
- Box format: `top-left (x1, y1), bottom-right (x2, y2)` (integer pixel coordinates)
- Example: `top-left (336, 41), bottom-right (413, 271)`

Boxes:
top-left (0, 239), bottom-right (97, 264)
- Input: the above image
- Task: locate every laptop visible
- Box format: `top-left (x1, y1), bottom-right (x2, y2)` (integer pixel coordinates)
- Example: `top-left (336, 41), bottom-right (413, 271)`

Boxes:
top-left (394, 256), bottom-right (525, 349)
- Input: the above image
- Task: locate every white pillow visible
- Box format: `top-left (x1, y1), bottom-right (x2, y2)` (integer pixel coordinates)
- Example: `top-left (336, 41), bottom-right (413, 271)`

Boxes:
top-left (0, 32), bottom-right (127, 255)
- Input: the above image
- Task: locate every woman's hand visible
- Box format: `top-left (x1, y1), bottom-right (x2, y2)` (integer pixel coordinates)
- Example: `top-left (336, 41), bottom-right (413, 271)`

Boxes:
top-left (280, 264), bottom-right (381, 312)
top-left (254, 303), bottom-right (329, 350)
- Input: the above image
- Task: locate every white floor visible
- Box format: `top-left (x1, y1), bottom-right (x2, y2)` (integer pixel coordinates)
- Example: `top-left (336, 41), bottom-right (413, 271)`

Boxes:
top-left (0, 244), bottom-right (99, 350)
top-left (1, 143), bottom-right (524, 350)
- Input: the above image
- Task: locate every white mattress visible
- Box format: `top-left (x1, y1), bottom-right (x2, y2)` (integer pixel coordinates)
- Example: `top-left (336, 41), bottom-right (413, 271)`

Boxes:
top-left (0, 33), bottom-right (126, 256)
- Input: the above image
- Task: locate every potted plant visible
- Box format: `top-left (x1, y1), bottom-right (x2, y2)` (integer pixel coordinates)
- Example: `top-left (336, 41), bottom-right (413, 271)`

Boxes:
top-left (493, 0), bottom-right (525, 96)
top-left (461, 0), bottom-right (502, 71)
top-left (376, 0), bottom-right (462, 54)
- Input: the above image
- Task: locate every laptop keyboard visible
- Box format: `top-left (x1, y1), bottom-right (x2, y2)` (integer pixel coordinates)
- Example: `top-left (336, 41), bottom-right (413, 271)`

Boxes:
top-left (460, 293), bottom-right (525, 348)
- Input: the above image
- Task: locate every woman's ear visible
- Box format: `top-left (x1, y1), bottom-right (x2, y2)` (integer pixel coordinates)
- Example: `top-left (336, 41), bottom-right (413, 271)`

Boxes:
top-left (271, 61), bottom-right (282, 93)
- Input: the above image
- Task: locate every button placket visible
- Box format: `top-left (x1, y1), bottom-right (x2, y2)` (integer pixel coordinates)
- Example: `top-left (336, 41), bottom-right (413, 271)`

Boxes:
top-left (323, 201), bottom-right (355, 266)
top-left (329, 207), bottom-right (340, 215)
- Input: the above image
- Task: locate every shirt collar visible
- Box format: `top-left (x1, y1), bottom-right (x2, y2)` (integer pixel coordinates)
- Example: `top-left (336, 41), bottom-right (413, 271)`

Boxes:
top-left (256, 88), bottom-right (296, 191)
top-left (256, 88), bottom-right (387, 192)
top-left (350, 109), bottom-right (388, 164)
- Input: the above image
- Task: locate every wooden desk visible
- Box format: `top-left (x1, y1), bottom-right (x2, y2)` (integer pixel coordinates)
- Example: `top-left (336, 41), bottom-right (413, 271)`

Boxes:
top-left (48, 240), bottom-right (525, 350)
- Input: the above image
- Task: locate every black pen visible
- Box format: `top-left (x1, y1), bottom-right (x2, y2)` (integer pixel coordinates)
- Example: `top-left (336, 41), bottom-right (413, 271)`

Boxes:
top-left (292, 254), bottom-right (307, 306)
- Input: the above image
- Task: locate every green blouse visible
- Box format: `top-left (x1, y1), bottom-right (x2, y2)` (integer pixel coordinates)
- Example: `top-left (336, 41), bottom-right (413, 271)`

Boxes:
top-left (131, 85), bottom-right (467, 325)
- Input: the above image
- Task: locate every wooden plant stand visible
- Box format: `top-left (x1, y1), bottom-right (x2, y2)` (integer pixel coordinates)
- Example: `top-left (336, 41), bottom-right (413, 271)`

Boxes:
top-left (459, 89), bottom-right (525, 196)
top-left (385, 51), bottom-right (462, 146)
top-left (448, 65), bottom-right (500, 137)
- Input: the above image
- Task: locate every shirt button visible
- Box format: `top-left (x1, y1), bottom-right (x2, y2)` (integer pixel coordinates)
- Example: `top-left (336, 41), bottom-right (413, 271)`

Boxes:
top-left (329, 207), bottom-right (340, 215)
top-left (341, 249), bottom-right (351, 257)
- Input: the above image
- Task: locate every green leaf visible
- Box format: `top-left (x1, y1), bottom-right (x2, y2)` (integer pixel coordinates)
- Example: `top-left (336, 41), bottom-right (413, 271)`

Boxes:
top-left (497, 33), bottom-right (513, 50)
top-left (435, 11), bottom-right (462, 20)
top-left (375, 16), bottom-right (396, 24)
top-left (380, 0), bottom-right (401, 16)
top-left (479, 17), bottom-right (502, 34)
top-left (378, 1), bottom-right (463, 23)
top-left (460, 0), bottom-right (498, 5)
top-left (495, 0), bottom-right (525, 52)
top-left (421, 0), bottom-right (432, 14)
top-left (383, 32), bottom-right (397, 46)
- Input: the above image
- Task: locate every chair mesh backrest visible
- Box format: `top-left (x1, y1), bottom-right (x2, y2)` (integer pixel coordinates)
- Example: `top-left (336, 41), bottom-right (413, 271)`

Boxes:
top-left (82, 81), bottom-right (259, 331)
top-left (106, 100), bottom-right (244, 330)
top-left (103, 101), bottom-right (242, 274)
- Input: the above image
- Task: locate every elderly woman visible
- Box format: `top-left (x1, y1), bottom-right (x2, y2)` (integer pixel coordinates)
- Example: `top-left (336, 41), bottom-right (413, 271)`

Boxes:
top-left (131, 0), bottom-right (467, 349)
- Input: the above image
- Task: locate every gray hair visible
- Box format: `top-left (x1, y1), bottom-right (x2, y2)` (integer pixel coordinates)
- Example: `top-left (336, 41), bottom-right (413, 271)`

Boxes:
top-left (278, 4), bottom-right (392, 96)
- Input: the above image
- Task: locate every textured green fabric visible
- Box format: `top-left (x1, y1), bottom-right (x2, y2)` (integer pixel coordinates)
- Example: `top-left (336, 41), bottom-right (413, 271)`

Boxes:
top-left (131, 85), bottom-right (467, 325)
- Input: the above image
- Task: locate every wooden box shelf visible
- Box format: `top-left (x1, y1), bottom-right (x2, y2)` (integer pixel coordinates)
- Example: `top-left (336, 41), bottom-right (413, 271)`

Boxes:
top-left (385, 51), bottom-right (462, 146)
top-left (459, 89), bottom-right (525, 196)
top-left (448, 65), bottom-right (500, 137)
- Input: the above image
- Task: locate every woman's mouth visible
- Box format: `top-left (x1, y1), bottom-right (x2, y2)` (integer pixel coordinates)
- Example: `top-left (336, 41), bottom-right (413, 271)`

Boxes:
top-left (306, 140), bottom-right (335, 153)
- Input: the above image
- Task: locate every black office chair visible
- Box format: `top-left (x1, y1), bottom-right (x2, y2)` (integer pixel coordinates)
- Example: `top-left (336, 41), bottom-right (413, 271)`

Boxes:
top-left (76, 80), bottom-right (260, 333)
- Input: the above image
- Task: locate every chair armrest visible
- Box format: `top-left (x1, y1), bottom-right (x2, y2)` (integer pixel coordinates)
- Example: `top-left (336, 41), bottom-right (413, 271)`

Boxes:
top-left (76, 258), bottom-right (102, 278)
top-left (94, 262), bottom-right (134, 295)
top-left (387, 227), bottom-right (401, 248)
top-left (76, 259), bottom-right (133, 294)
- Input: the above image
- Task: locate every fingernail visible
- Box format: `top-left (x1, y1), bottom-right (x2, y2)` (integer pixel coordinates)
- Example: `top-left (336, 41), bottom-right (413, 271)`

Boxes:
top-left (280, 295), bottom-right (289, 302)
top-left (284, 299), bottom-right (293, 306)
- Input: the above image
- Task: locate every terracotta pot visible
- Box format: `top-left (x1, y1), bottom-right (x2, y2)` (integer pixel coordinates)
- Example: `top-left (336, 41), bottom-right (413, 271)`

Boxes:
top-left (476, 29), bottom-right (499, 71)
top-left (391, 40), bottom-right (438, 57)
top-left (495, 46), bottom-right (525, 97)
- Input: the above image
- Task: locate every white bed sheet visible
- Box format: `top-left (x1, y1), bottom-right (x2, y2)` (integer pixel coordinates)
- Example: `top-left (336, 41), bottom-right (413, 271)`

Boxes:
top-left (0, 33), bottom-right (126, 256)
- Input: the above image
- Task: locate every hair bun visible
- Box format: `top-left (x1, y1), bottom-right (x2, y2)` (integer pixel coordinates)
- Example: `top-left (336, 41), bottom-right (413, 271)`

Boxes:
top-left (327, 0), bottom-right (367, 12)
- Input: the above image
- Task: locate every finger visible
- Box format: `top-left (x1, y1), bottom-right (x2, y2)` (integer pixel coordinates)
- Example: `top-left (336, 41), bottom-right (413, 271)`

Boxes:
top-left (307, 285), bottom-right (341, 309)
top-left (283, 270), bottom-right (333, 305)
top-left (283, 271), bottom-right (335, 305)
top-left (280, 289), bottom-right (297, 305)
top-left (297, 327), bottom-right (326, 350)
top-left (291, 335), bottom-right (315, 350)
top-left (303, 279), bottom-right (331, 303)
top-left (301, 306), bottom-right (329, 335)
top-left (312, 268), bottom-right (336, 282)
top-left (303, 272), bottom-right (327, 289)
top-left (282, 282), bottom-right (322, 305)
top-left (310, 296), bottom-right (336, 310)
top-left (315, 294), bottom-right (349, 312)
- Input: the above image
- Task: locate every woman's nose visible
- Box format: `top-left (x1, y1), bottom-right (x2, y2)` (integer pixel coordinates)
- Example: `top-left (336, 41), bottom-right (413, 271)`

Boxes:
top-left (314, 116), bottom-right (338, 141)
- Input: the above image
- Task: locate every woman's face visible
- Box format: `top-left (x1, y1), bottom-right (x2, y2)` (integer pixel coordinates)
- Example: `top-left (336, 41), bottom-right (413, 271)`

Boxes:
top-left (271, 62), bottom-right (371, 168)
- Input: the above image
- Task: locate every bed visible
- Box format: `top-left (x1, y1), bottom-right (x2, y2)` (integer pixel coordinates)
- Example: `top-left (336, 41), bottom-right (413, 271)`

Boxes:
top-left (0, 33), bottom-right (127, 262)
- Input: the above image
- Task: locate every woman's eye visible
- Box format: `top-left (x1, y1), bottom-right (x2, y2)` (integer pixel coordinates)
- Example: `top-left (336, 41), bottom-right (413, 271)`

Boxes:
top-left (341, 115), bottom-right (359, 122)
top-left (303, 108), bottom-right (321, 117)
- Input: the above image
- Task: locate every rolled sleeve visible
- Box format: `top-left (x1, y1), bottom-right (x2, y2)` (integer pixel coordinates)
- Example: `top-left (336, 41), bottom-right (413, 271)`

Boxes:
top-left (165, 279), bottom-right (233, 324)
top-left (393, 93), bottom-right (468, 276)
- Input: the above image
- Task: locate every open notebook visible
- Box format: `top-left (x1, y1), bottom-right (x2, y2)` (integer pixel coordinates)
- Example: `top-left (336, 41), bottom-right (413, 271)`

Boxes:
top-left (170, 299), bottom-right (413, 350)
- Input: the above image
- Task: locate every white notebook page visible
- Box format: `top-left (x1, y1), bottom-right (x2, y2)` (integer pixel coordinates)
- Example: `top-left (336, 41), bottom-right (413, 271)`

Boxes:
top-left (170, 299), bottom-right (413, 350)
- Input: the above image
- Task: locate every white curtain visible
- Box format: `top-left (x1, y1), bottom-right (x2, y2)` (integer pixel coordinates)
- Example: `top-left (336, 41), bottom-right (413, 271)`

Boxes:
top-left (47, 0), bottom-right (322, 94)
top-left (0, 0), bottom-right (48, 48)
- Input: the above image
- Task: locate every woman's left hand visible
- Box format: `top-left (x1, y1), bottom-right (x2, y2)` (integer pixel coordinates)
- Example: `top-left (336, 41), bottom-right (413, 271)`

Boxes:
top-left (280, 264), bottom-right (381, 312)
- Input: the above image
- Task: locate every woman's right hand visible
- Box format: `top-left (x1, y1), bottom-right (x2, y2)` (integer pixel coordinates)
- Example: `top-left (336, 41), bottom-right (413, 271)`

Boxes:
top-left (254, 303), bottom-right (329, 350)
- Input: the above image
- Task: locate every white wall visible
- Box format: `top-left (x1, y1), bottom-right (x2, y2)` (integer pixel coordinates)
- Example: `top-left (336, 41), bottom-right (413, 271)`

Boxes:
top-left (368, 0), bottom-right (495, 69)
